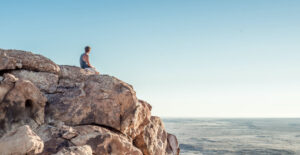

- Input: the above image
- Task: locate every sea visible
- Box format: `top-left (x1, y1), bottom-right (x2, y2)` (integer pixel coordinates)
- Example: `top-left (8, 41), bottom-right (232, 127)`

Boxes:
top-left (163, 118), bottom-right (300, 155)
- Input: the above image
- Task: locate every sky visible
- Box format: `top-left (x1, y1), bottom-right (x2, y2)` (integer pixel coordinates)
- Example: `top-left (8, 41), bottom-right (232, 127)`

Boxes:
top-left (1, 0), bottom-right (300, 117)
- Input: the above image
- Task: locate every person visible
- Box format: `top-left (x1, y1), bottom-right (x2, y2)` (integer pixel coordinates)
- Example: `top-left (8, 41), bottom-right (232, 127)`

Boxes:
top-left (80, 46), bottom-right (99, 74)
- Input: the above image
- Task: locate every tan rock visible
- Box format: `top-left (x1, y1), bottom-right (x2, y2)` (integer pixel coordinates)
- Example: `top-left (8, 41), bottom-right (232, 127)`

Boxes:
top-left (0, 74), bottom-right (15, 103)
top-left (55, 65), bottom-right (96, 92)
top-left (0, 50), bottom-right (18, 70)
top-left (11, 70), bottom-right (59, 93)
top-left (0, 125), bottom-right (44, 155)
top-left (134, 116), bottom-right (168, 155)
top-left (0, 49), bottom-right (60, 74)
top-left (71, 125), bottom-right (142, 155)
top-left (123, 100), bottom-right (152, 139)
top-left (54, 145), bottom-right (93, 155)
top-left (59, 65), bottom-right (96, 82)
top-left (36, 123), bottom-right (142, 155)
top-left (0, 74), bottom-right (46, 136)
top-left (46, 69), bottom-right (151, 139)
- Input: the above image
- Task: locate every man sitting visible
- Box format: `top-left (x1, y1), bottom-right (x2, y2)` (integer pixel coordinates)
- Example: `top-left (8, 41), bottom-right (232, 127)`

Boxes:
top-left (80, 46), bottom-right (99, 74)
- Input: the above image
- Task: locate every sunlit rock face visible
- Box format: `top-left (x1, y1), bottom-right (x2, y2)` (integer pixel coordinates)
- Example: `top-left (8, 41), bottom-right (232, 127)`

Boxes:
top-left (0, 125), bottom-right (44, 155)
top-left (0, 49), bottom-right (179, 155)
top-left (0, 49), bottom-right (60, 74)
top-left (134, 116), bottom-right (168, 155)
top-left (45, 67), bottom-right (149, 139)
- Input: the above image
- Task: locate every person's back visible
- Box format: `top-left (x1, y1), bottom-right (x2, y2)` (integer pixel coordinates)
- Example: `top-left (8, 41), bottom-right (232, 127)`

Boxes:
top-left (79, 46), bottom-right (100, 74)
top-left (80, 53), bottom-right (89, 69)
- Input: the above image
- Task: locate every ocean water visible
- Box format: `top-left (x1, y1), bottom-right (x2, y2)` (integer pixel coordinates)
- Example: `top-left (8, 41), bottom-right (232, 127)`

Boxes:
top-left (163, 118), bottom-right (300, 155)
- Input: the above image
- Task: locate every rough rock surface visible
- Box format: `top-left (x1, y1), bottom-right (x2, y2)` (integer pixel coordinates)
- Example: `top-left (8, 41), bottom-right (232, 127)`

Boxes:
top-left (54, 145), bottom-right (93, 155)
top-left (134, 116), bottom-right (168, 155)
top-left (166, 133), bottom-right (180, 155)
top-left (0, 125), bottom-right (44, 155)
top-left (35, 122), bottom-right (77, 155)
top-left (72, 125), bottom-right (143, 155)
top-left (0, 49), bottom-right (179, 155)
top-left (46, 65), bottom-right (151, 139)
top-left (0, 49), bottom-right (60, 74)
top-left (35, 122), bottom-right (143, 155)
top-left (0, 73), bottom-right (46, 136)
top-left (11, 70), bottom-right (59, 93)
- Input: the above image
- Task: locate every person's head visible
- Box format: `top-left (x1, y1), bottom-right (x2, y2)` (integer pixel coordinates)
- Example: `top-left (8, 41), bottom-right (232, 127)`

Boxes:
top-left (85, 46), bottom-right (91, 53)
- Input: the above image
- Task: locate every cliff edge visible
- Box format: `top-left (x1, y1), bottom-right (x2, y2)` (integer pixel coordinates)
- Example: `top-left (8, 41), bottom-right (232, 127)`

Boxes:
top-left (0, 49), bottom-right (180, 155)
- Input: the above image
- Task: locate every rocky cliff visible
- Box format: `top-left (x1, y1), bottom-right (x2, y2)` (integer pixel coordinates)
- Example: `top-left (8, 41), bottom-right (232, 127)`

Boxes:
top-left (0, 49), bottom-right (180, 155)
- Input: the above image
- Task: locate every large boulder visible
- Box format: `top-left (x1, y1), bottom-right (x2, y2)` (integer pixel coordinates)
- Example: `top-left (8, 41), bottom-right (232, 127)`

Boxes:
top-left (0, 125), bottom-right (44, 155)
top-left (35, 122), bottom-right (77, 155)
top-left (36, 122), bottom-right (142, 155)
top-left (166, 133), bottom-right (180, 155)
top-left (71, 125), bottom-right (142, 155)
top-left (0, 49), bottom-right (60, 74)
top-left (0, 74), bottom-right (47, 136)
top-left (45, 65), bottom-right (151, 139)
top-left (134, 116), bottom-right (168, 155)
top-left (58, 65), bottom-right (96, 83)
top-left (127, 99), bottom-right (152, 138)
top-left (11, 70), bottom-right (59, 93)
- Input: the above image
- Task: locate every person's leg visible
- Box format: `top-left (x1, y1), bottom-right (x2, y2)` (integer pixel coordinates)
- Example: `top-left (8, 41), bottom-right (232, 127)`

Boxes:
top-left (91, 67), bottom-right (100, 75)
top-left (85, 67), bottom-right (100, 75)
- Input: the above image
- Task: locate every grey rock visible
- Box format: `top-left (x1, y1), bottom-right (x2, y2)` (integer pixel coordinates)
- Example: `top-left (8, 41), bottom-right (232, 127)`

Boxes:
top-left (166, 133), bottom-right (180, 155)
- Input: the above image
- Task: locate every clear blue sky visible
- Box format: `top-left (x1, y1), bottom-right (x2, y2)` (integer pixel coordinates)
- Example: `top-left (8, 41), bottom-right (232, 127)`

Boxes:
top-left (1, 0), bottom-right (300, 117)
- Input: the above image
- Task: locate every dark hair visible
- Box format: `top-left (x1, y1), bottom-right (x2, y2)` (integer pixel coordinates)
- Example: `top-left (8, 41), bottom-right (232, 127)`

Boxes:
top-left (85, 46), bottom-right (91, 53)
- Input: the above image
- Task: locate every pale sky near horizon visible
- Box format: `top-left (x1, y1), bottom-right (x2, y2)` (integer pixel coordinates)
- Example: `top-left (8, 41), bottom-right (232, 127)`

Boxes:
top-left (1, 0), bottom-right (300, 117)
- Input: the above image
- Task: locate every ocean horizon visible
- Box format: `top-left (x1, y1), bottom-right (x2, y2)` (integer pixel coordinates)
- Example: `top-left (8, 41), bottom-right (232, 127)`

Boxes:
top-left (163, 118), bottom-right (300, 155)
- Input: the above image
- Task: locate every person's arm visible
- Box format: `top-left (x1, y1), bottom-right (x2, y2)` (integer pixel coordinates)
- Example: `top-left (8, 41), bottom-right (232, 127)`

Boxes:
top-left (83, 54), bottom-right (93, 68)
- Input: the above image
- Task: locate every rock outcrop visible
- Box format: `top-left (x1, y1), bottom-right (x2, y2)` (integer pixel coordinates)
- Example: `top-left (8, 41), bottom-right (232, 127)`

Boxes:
top-left (0, 125), bottom-right (44, 155)
top-left (166, 133), bottom-right (180, 155)
top-left (45, 65), bottom-right (151, 139)
top-left (0, 49), bottom-right (180, 155)
top-left (0, 49), bottom-right (60, 74)
top-left (134, 116), bottom-right (168, 155)
top-left (11, 70), bottom-right (59, 93)
top-left (0, 73), bottom-right (46, 137)
top-left (71, 125), bottom-right (142, 155)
